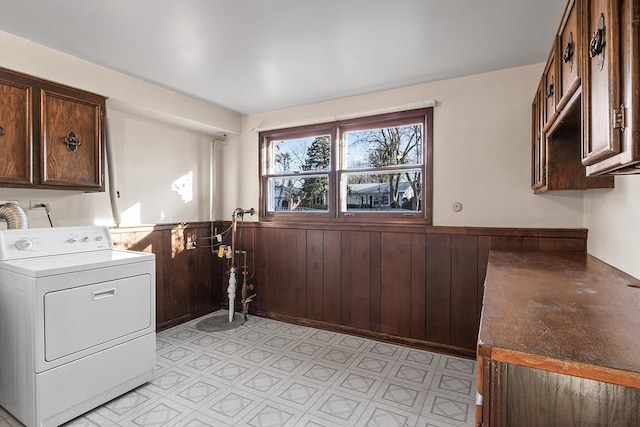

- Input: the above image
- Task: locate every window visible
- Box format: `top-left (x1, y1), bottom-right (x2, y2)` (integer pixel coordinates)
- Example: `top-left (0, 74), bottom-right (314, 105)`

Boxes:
top-left (259, 108), bottom-right (433, 223)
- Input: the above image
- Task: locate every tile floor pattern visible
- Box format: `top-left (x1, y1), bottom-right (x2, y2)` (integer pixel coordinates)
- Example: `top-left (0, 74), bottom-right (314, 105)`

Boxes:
top-left (0, 311), bottom-right (476, 427)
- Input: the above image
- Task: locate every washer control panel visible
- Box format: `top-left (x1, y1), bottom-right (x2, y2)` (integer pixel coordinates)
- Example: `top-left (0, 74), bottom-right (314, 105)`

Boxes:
top-left (0, 226), bottom-right (113, 260)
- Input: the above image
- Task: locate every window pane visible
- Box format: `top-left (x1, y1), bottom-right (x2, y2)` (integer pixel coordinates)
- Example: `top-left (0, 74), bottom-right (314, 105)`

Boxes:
top-left (342, 170), bottom-right (422, 212)
top-left (268, 176), bottom-right (329, 212)
top-left (272, 135), bottom-right (331, 174)
top-left (345, 124), bottom-right (423, 169)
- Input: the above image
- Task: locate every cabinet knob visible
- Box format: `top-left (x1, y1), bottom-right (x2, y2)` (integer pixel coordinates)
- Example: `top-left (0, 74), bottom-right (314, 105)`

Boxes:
top-left (0, 126), bottom-right (5, 136)
top-left (64, 130), bottom-right (82, 152)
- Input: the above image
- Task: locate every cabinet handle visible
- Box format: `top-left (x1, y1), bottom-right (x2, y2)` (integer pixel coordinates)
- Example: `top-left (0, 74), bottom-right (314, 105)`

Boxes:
top-left (589, 14), bottom-right (605, 70)
top-left (545, 83), bottom-right (554, 98)
top-left (562, 32), bottom-right (574, 71)
top-left (64, 130), bottom-right (82, 152)
top-left (589, 28), bottom-right (604, 57)
top-left (0, 126), bottom-right (5, 136)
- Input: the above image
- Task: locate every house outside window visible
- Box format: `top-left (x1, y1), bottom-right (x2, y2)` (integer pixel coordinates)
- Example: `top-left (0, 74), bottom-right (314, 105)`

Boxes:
top-left (259, 108), bottom-right (433, 223)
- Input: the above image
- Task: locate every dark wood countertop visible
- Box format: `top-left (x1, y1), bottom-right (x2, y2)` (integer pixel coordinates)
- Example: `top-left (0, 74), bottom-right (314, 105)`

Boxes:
top-left (477, 251), bottom-right (640, 389)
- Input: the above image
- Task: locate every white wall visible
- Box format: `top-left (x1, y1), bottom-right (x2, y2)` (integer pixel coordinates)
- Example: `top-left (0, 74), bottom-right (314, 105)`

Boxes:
top-left (4, 31), bottom-right (634, 281)
top-left (0, 31), bottom-right (241, 135)
top-left (0, 31), bottom-right (241, 228)
top-left (220, 63), bottom-right (585, 228)
top-left (1, 109), bottom-right (214, 228)
top-left (584, 178), bottom-right (640, 279)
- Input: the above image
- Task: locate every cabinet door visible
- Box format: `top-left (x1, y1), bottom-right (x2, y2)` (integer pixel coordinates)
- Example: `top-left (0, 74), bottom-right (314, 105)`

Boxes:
top-left (581, 0), bottom-right (623, 165)
top-left (557, 0), bottom-right (581, 111)
top-left (532, 83), bottom-right (546, 190)
top-left (543, 51), bottom-right (558, 130)
top-left (0, 78), bottom-right (32, 185)
top-left (40, 89), bottom-right (104, 190)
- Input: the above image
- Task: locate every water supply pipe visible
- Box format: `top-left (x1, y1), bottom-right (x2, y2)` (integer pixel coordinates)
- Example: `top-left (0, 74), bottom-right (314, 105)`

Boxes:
top-left (104, 113), bottom-right (122, 227)
top-left (227, 268), bottom-right (237, 322)
top-left (227, 207), bottom-right (255, 322)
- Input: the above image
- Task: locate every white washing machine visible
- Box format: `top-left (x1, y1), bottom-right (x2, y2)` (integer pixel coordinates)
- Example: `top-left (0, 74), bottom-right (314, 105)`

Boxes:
top-left (0, 226), bottom-right (156, 427)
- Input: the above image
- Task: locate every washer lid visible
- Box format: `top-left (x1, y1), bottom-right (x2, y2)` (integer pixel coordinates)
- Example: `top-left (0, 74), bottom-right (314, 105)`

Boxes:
top-left (0, 249), bottom-right (154, 277)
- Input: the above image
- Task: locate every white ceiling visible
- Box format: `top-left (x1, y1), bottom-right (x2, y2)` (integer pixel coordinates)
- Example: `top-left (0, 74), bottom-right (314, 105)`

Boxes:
top-left (0, 0), bottom-right (565, 116)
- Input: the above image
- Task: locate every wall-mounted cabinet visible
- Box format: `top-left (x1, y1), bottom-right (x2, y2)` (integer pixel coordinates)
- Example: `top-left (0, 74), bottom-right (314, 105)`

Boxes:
top-left (542, 51), bottom-right (558, 131)
top-left (583, 0), bottom-right (640, 174)
top-left (532, 0), bottom-right (614, 193)
top-left (532, 0), bottom-right (638, 190)
top-left (0, 72), bottom-right (33, 186)
top-left (0, 67), bottom-right (106, 192)
top-left (532, 91), bottom-right (613, 193)
top-left (557, 0), bottom-right (581, 111)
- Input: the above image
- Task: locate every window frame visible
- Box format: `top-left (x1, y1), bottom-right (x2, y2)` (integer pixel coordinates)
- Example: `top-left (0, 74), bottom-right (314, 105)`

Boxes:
top-left (259, 107), bottom-right (433, 224)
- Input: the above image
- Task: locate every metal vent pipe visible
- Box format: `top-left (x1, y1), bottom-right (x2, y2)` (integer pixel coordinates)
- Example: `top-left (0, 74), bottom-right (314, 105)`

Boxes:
top-left (0, 203), bottom-right (29, 229)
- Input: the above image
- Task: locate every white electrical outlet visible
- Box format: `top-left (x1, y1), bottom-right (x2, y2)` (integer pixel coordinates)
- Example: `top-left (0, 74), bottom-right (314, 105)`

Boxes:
top-left (0, 200), bottom-right (19, 206)
top-left (30, 200), bottom-right (49, 210)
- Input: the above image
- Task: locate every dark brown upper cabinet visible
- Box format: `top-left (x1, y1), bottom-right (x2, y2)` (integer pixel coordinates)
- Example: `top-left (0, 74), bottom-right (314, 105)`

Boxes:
top-left (557, 0), bottom-right (582, 111)
top-left (0, 73), bottom-right (32, 186)
top-left (583, 0), bottom-right (640, 175)
top-left (531, 81), bottom-right (546, 191)
top-left (542, 50), bottom-right (558, 131)
top-left (530, 0), bottom-right (639, 192)
top-left (0, 67), bottom-right (106, 191)
top-left (531, 3), bottom-right (613, 194)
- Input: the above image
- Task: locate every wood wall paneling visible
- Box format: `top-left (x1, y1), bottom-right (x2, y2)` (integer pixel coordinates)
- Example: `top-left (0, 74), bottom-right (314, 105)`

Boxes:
top-left (349, 231), bottom-right (372, 331)
top-left (170, 227), bottom-right (190, 321)
top-left (271, 228), bottom-right (297, 316)
top-left (370, 232), bottom-right (382, 332)
top-left (451, 234), bottom-right (479, 350)
top-left (340, 231), bottom-right (351, 327)
top-left (295, 229), bottom-right (307, 318)
top-left (254, 226), bottom-right (272, 315)
top-left (110, 223), bottom-right (219, 331)
top-left (380, 232), bottom-right (412, 337)
top-left (425, 233), bottom-right (452, 345)
top-left (231, 224), bottom-right (588, 358)
top-left (112, 222), bottom-right (589, 357)
top-left (410, 234), bottom-right (426, 341)
top-left (323, 230), bottom-right (342, 325)
top-left (306, 229), bottom-right (324, 321)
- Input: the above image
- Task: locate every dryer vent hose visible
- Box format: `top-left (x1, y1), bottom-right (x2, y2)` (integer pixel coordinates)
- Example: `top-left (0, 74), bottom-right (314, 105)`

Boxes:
top-left (0, 203), bottom-right (29, 229)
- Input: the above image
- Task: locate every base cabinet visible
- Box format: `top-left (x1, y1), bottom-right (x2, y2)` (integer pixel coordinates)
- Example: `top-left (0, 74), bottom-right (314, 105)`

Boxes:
top-left (478, 361), bottom-right (640, 427)
top-left (477, 251), bottom-right (640, 426)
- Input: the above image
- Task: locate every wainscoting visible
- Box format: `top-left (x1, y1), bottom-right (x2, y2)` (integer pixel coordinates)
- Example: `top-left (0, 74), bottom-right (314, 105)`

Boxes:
top-left (110, 222), bottom-right (586, 358)
top-left (224, 222), bottom-right (587, 358)
top-left (110, 222), bottom-right (222, 331)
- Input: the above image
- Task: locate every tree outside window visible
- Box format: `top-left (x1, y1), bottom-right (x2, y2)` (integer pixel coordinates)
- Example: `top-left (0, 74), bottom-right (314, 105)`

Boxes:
top-left (260, 108), bottom-right (432, 223)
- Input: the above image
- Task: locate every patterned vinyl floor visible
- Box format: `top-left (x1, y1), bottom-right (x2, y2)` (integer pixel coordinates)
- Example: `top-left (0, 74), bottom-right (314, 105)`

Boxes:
top-left (0, 310), bottom-right (476, 427)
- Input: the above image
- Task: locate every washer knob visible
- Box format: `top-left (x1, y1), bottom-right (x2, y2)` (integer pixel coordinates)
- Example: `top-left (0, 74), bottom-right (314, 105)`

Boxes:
top-left (15, 238), bottom-right (33, 250)
top-left (82, 236), bottom-right (90, 242)
top-left (67, 237), bottom-right (77, 243)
